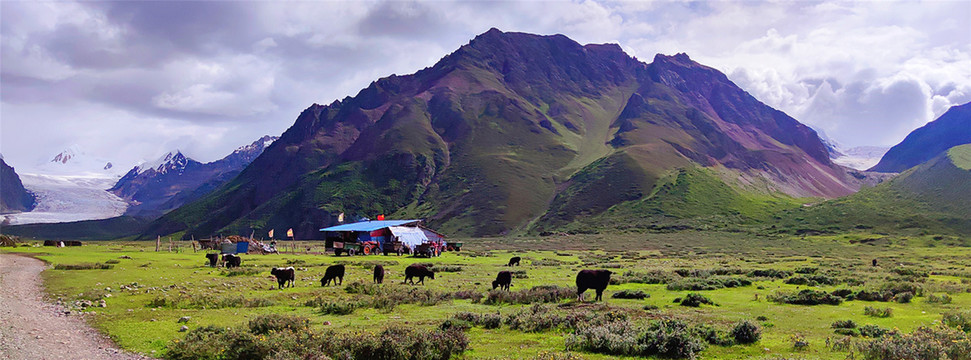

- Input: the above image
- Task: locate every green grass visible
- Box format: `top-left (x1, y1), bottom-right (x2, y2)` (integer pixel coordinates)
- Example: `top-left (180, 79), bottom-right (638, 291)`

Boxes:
top-left (948, 143), bottom-right (971, 170)
top-left (3, 233), bottom-right (970, 359)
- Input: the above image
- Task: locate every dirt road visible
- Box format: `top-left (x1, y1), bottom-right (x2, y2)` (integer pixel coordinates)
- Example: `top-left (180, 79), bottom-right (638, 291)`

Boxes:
top-left (0, 253), bottom-right (152, 360)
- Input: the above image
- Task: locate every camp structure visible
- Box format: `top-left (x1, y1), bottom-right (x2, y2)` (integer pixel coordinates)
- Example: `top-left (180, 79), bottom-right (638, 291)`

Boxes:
top-left (319, 219), bottom-right (447, 256)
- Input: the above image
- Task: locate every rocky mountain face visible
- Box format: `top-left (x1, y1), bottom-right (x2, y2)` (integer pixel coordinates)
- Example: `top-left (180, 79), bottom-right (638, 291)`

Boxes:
top-left (110, 136), bottom-right (277, 217)
top-left (870, 102), bottom-right (971, 172)
top-left (0, 157), bottom-right (36, 214)
top-left (145, 29), bottom-right (860, 239)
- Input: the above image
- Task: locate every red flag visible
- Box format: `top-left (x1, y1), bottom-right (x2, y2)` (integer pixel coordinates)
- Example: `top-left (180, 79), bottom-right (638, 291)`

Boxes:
top-left (268, 229), bottom-right (274, 238)
top-left (377, 214), bottom-right (385, 220)
top-left (286, 228), bottom-right (294, 237)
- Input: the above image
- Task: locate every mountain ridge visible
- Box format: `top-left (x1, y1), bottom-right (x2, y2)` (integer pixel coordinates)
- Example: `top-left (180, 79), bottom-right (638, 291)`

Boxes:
top-left (869, 102), bottom-right (971, 172)
top-left (143, 29), bottom-right (861, 239)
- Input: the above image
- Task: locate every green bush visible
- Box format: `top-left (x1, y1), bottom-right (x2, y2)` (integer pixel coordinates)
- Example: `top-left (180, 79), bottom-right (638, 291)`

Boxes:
top-left (859, 324), bottom-right (891, 338)
top-left (680, 293), bottom-right (715, 307)
top-left (611, 289), bottom-right (649, 299)
top-left (248, 314), bottom-right (310, 335)
top-left (730, 320), bottom-right (761, 344)
top-left (747, 269), bottom-right (793, 279)
top-left (666, 276), bottom-right (751, 291)
top-left (54, 263), bottom-right (113, 270)
top-left (567, 319), bottom-right (707, 359)
top-left (893, 291), bottom-right (914, 303)
top-left (831, 319), bottom-right (858, 329)
top-left (864, 306), bottom-right (893, 318)
top-left (482, 285), bottom-right (574, 305)
top-left (784, 274), bottom-right (837, 286)
top-left (859, 326), bottom-right (971, 360)
top-left (942, 310), bottom-right (971, 332)
top-left (768, 289), bottom-right (842, 305)
top-left (318, 301), bottom-right (356, 315)
top-left (926, 293), bottom-right (953, 304)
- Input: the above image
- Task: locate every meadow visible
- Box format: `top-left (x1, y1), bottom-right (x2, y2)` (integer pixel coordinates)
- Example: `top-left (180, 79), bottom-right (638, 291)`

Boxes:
top-left (3, 230), bottom-right (971, 359)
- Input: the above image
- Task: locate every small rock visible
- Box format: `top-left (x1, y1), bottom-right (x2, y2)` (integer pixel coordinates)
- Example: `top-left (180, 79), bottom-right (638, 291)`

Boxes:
top-left (323, 321), bottom-right (331, 325)
top-left (150, 319), bottom-right (157, 322)
top-left (179, 325), bottom-right (189, 332)
top-left (178, 316), bottom-right (191, 323)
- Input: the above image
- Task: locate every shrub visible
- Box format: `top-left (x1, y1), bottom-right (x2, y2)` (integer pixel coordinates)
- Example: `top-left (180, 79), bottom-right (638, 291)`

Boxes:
top-left (344, 280), bottom-right (380, 295)
top-left (926, 293), bottom-right (954, 304)
top-left (510, 270), bottom-right (529, 279)
top-left (891, 268), bottom-right (929, 277)
top-left (482, 285), bottom-right (574, 305)
top-left (567, 319), bottom-right (706, 359)
top-left (54, 263), bottom-right (113, 270)
top-left (864, 306), bottom-right (893, 318)
top-left (790, 335), bottom-right (810, 351)
top-left (768, 289), bottom-right (842, 305)
top-left (504, 304), bottom-right (575, 333)
top-left (831, 319), bottom-right (858, 329)
top-left (859, 326), bottom-right (971, 360)
top-left (747, 269), bottom-right (793, 279)
top-left (784, 274), bottom-right (837, 286)
top-left (942, 310), bottom-right (971, 332)
top-left (430, 264), bottom-right (463, 272)
top-left (616, 270), bottom-right (673, 284)
top-left (451, 290), bottom-right (484, 303)
top-left (730, 320), bottom-right (761, 344)
top-left (666, 276), bottom-right (751, 291)
top-left (611, 290), bottom-right (649, 299)
top-left (859, 324), bottom-right (890, 338)
top-left (893, 291), bottom-right (914, 303)
top-left (248, 314), bottom-right (310, 335)
top-left (679, 293), bottom-right (715, 307)
top-left (643, 304), bottom-right (659, 311)
top-left (165, 325), bottom-right (272, 360)
top-left (104, 259), bottom-right (121, 264)
top-left (450, 312), bottom-right (502, 329)
top-left (223, 268), bottom-right (261, 277)
top-left (318, 301), bottom-right (356, 315)
top-left (794, 267), bottom-right (817, 274)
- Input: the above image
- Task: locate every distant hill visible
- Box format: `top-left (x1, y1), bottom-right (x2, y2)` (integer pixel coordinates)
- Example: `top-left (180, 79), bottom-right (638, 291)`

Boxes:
top-left (869, 102), bottom-right (971, 172)
top-left (144, 29), bottom-right (860, 239)
top-left (0, 157), bottom-right (36, 215)
top-left (779, 143), bottom-right (971, 235)
top-left (1, 216), bottom-right (151, 241)
top-left (110, 136), bottom-right (277, 217)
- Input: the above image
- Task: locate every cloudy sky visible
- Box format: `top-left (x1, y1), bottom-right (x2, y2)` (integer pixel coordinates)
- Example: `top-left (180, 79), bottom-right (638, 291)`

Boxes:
top-left (2, 0), bottom-right (969, 171)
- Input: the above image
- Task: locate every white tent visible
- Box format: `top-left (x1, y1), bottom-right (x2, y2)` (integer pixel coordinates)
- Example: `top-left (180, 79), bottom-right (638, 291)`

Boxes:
top-left (388, 226), bottom-right (428, 248)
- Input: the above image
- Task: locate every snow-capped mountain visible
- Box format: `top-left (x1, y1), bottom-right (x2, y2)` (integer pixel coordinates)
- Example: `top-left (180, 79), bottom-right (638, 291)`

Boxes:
top-left (36, 145), bottom-right (128, 177)
top-left (110, 135), bottom-right (278, 217)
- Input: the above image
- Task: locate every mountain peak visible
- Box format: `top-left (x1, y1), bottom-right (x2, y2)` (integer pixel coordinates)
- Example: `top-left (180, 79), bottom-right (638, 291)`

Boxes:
top-left (50, 145), bottom-right (83, 164)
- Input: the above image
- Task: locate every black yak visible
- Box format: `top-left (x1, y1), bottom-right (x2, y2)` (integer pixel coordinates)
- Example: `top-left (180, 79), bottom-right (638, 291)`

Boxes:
top-left (507, 256), bottom-right (521, 266)
top-left (576, 269), bottom-right (612, 302)
top-left (373, 264), bottom-right (385, 284)
top-left (222, 254), bottom-right (241, 268)
top-left (320, 265), bottom-right (345, 286)
top-left (271, 267), bottom-right (295, 289)
top-left (492, 271), bottom-right (512, 291)
top-left (404, 264), bottom-right (435, 285)
top-left (205, 253), bottom-right (219, 267)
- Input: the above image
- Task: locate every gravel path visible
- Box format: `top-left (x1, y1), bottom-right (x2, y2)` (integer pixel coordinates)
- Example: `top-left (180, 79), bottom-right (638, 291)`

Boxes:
top-left (0, 254), bottom-right (153, 360)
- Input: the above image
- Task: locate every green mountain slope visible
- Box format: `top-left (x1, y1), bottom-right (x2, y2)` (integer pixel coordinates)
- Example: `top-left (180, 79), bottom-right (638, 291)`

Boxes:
top-left (777, 144), bottom-right (971, 235)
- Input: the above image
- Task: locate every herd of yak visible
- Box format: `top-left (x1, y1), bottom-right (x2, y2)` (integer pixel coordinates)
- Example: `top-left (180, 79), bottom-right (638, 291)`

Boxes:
top-left (205, 254), bottom-right (613, 301)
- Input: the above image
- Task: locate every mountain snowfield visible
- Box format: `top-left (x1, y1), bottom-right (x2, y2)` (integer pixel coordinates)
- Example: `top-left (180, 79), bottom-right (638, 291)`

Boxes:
top-left (3, 146), bottom-right (129, 225)
top-left (832, 146), bottom-right (891, 171)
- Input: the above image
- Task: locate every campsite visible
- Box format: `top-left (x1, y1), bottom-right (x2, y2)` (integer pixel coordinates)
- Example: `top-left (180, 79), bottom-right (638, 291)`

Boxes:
top-left (2, 229), bottom-right (970, 359)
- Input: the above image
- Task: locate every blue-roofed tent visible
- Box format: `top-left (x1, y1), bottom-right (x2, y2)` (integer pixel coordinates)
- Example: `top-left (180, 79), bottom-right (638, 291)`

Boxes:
top-left (319, 219), bottom-right (444, 254)
top-left (319, 220), bottom-right (420, 232)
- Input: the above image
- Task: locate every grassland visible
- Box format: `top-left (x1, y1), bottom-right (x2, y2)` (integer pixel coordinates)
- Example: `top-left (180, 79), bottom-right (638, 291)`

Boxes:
top-left (3, 232), bottom-right (970, 359)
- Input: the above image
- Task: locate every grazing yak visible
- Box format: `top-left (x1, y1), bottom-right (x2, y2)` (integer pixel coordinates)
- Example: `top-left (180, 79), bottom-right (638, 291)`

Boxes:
top-left (507, 256), bottom-right (521, 266)
top-left (222, 254), bottom-right (242, 268)
top-left (271, 267), bottom-right (295, 289)
top-left (205, 253), bottom-right (219, 267)
top-left (404, 264), bottom-right (435, 285)
top-left (492, 271), bottom-right (512, 291)
top-left (373, 264), bottom-right (385, 284)
top-left (320, 265), bottom-right (345, 286)
top-left (576, 269), bottom-right (612, 302)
